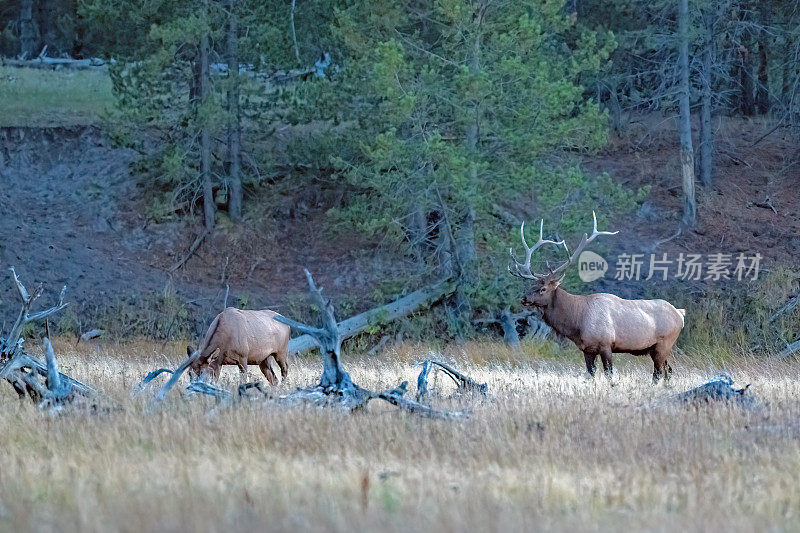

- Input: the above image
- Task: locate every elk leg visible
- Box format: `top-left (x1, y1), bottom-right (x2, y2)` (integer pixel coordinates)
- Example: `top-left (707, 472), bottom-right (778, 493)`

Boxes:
top-left (236, 357), bottom-right (248, 385)
top-left (583, 352), bottom-right (598, 377)
top-left (652, 341), bottom-right (675, 384)
top-left (208, 350), bottom-right (226, 380)
top-left (259, 358), bottom-right (278, 386)
top-left (600, 348), bottom-right (613, 378)
top-left (275, 351), bottom-right (289, 382)
top-left (651, 351), bottom-right (667, 384)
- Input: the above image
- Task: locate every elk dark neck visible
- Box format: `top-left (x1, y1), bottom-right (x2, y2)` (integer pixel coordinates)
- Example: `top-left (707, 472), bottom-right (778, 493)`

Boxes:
top-left (542, 286), bottom-right (584, 343)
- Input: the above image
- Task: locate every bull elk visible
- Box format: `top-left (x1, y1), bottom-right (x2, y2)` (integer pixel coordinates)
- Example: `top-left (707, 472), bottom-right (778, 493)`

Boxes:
top-left (509, 212), bottom-right (685, 383)
top-left (187, 307), bottom-right (290, 385)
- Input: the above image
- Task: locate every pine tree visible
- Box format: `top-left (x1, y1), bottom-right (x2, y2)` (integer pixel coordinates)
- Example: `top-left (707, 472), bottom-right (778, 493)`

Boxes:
top-left (329, 0), bottom-right (635, 336)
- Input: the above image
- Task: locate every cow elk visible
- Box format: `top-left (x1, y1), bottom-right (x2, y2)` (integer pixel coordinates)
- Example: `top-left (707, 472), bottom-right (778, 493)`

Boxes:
top-left (509, 212), bottom-right (685, 383)
top-left (187, 307), bottom-right (290, 385)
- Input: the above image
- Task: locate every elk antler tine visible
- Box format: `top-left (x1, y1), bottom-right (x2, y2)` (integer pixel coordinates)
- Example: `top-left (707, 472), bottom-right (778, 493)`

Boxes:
top-left (519, 221), bottom-right (529, 250)
top-left (544, 210), bottom-right (618, 278)
top-left (587, 211), bottom-right (620, 242)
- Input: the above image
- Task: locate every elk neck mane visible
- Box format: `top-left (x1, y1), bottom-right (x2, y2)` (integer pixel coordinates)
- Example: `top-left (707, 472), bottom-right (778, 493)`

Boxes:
top-left (541, 286), bottom-right (588, 342)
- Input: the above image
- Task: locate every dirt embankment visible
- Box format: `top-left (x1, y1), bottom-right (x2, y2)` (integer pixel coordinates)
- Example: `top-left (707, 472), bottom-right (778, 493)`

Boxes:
top-left (0, 126), bottom-right (391, 337)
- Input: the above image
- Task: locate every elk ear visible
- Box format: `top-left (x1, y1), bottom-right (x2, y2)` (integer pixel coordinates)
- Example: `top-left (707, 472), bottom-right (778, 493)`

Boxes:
top-left (187, 345), bottom-right (194, 357)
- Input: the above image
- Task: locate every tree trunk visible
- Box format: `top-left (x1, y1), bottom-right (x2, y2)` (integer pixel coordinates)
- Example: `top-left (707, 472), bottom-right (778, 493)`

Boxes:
top-left (290, 0), bottom-right (301, 66)
top-left (699, 9), bottom-right (714, 187)
top-left (606, 78), bottom-right (624, 136)
top-left (678, 0), bottom-right (696, 227)
top-left (226, 0), bottom-right (242, 222)
top-left (19, 0), bottom-right (38, 58)
top-left (449, 13), bottom-right (483, 338)
top-left (451, 207), bottom-right (476, 337)
top-left (738, 3), bottom-right (756, 116)
top-left (199, 19), bottom-right (215, 231)
top-left (35, 0), bottom-right (51, 53)
top-left (755, 1), bottom-right (770, 115)
top-left (781, 38), bottom-right (796, 108)
top-left (499, 308), bottom-right (520, 349)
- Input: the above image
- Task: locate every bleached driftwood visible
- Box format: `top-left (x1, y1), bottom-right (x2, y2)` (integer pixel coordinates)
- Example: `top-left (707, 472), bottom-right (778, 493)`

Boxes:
top-left (673, 374), bottom-right (757, 408)
top-left (415, 359), bottom-right (487, 398)
top-left (777, 339), bottom-right (800, 360)
top-left (273, 270), bottom-right (465, 419)
top-left (0, 269), bottom-right (96, 407)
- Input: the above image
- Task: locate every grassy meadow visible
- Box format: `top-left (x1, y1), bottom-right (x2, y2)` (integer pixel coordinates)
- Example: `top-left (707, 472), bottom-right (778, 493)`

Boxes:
top-left (0, 339), bottom-right (798, 532)
top-left (0, 66), bottom-right (114, 127)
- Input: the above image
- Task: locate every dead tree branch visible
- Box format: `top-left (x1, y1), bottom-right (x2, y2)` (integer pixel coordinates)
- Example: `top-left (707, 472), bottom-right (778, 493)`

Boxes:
top-left (416, 360), bottom-right (432, 400)
top-left (0, 269), bottom-right (96, 408)
top-left (169, 230), bottom-right (209, 272)
top-left (416, 359), bottom-right (487, 396)
top-left (287, 278), bottom-right (454, 354)
top-left (238, 381), bottom-right (269, 400)
top-left (186, 378), bottom-right (232, 400)
top-left (3, 267), bottom-right (67, 357)
top-left (154, 351), bottom-right (203, 403)
top-left (770, 294), bottom-right (800, 322)
top-left (274, 270), bottom-right (468, 418)
top-left (777, 338), bottom-right (800, 359)
top-left (134, 368), bottom-right (174, 394)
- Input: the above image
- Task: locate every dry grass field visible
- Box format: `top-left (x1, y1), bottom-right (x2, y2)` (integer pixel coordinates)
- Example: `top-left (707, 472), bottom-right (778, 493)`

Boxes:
top-left (1, 339), bottom-right (799, 532)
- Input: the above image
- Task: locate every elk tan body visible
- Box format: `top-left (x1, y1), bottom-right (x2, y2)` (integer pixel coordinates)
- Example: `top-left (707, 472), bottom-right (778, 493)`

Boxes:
top-left (510, 213), bottom-right (686, 382)
top-left (188, 307), bottom-right (290, 385)
top-left (526, 284), bottom-right (685, 381)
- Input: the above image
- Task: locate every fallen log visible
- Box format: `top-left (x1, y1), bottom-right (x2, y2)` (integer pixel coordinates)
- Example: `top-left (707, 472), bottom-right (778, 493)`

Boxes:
top-left (185, 379), bottom-right (232, 400)
top-left (770, 294), bottom-right (800, 322)
top-left (777, 339), bottom-right (800, 359)
top-left (672, 374), bottom-right (758, 408)
top-left (76, 328), bottom-right (104, 345)
top-left (2, 56), bottom-right (107, 70)
top-left (416, 359), bottom-right (487, 395)
top-left (287, 278), bottom-right (454, 354)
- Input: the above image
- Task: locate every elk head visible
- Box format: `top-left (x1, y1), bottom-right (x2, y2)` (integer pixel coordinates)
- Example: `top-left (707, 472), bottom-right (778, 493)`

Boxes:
top-left (509, 211), bottom-right (618, 308)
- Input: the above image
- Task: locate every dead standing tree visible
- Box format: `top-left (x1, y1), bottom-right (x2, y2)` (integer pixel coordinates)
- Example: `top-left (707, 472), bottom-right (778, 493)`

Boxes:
top-left (0, 268), bottom-right (95, 406)
top-left (272, 270), bottom-right (469, 418)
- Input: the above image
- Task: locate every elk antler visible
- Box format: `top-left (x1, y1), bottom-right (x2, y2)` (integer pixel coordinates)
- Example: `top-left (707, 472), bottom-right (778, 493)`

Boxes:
top-left (547, 211), bottom-right (618, 279)
top-left (509, 212), bottom-right (617, 281)
top-left (508, 219), bottom-right (566, 279)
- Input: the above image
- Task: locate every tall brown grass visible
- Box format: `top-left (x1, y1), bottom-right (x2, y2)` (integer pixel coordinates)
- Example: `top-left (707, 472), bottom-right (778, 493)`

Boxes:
top-left (0, 338), bottom-right (798, 532)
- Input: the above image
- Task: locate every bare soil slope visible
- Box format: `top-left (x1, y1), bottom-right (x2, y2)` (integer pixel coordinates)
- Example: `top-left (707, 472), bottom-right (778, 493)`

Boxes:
top-left (0, 127), bottom-right (393, 334)
top-left (0, 117), bottom-right (797, 335)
